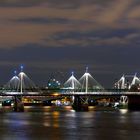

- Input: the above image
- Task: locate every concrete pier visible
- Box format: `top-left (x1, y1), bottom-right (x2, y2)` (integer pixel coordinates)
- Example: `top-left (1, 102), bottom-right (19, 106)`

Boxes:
top-left (128, 95), bottom-right (140, 110)
top-left (72, 95), bottom-right (88, 111)
top-left (13, 95), bottom-right (24, 112)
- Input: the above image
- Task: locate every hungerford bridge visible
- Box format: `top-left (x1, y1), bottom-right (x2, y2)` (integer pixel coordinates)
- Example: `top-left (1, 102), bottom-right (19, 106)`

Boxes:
top-left (1, 66), bottom-right (140, 111)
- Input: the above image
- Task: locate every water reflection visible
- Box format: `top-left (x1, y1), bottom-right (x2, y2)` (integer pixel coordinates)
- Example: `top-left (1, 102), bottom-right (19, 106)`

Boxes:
top-left (119, 109), bottom-right (128, 114)
top-left (0, 108), bottom-right (140, 140)
top-left (0, 113), bottom-right (30, 140)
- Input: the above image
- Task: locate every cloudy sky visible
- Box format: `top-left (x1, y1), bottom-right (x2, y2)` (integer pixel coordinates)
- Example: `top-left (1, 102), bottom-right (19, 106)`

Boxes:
top-left (0, 0), bottom-right (140, 87)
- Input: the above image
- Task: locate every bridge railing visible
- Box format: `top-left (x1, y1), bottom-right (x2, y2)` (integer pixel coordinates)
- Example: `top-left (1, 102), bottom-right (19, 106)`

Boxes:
top-left (59, 91), bottom-right (140, 95)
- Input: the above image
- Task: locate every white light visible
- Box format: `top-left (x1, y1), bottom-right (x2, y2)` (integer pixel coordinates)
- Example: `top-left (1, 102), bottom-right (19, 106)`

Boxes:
top-left (120, 109), bottom-right (128, 114)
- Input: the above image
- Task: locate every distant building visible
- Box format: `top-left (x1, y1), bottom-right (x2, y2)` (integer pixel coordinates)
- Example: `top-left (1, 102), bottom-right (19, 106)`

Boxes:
top-left (47, 78), bottom-right (61, 89)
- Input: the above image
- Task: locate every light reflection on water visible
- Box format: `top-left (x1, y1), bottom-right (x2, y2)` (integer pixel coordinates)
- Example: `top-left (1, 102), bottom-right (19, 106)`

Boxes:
top-left (119, 109), bottom-right (128, 114)
top-left (0, 107), bottom-right (140, 140)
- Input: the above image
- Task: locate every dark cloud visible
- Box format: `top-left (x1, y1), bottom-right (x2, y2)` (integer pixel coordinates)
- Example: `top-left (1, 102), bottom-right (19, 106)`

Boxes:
top-left (0, 0), bottom-right (45, 7)
top-left (0, 0), bottom-right (112, 8)
top-left (45, 29), bottom-right (140, 48)
top-left (14, 17), bottom-right (84, 25)
top-left (50, 28), bottom-right (139, 39)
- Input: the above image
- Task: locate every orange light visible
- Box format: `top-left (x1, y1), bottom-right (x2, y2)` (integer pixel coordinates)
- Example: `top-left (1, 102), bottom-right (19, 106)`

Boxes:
top-left (53, 93), bottom-right (60, 96)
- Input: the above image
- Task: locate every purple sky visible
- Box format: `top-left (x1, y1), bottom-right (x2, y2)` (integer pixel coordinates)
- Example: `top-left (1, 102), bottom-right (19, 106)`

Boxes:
top-left (0, 0), bottom-right (140, 88)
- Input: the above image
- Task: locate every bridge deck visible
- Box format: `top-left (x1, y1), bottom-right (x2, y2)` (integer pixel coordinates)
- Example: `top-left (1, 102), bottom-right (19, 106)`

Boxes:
top-left (0, 91), bottom-right (140, 96)
top-left (59, 92), bottom-right (140, 95)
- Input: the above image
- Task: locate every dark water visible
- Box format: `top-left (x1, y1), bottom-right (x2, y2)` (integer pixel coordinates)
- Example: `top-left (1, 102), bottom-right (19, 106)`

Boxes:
top-left (0, 107), bottom-right (140, 140)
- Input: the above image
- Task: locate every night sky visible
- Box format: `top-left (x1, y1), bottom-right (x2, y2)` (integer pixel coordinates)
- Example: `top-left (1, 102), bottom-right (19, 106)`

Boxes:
top-left (0, 0), bottom-right (140, 88)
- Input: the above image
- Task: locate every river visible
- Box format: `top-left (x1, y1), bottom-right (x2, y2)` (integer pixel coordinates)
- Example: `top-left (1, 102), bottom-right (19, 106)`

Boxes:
top-left (0, 106), bottom-right (140, 140)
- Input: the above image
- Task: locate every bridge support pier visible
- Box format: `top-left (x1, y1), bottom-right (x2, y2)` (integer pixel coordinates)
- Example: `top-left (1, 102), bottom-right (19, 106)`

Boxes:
top-left (119, 95), bottom-right (128, 108)
top-left (72, 95), bottom-right (88, 111)
top-left (13, 95), bottom-right (24, 112)
top-left (128, 95), bottom-right (140, 110)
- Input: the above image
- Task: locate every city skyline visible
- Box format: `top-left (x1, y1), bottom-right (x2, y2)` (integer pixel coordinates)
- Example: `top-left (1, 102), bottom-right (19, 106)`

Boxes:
top-left (0, 0), bottom-right (140, 87)
top-left (1, 65), bottom-right (139, 89)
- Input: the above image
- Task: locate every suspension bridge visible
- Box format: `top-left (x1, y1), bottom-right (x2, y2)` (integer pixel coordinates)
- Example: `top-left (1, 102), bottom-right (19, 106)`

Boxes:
top-left (0, 66), bottom-right (140, 111)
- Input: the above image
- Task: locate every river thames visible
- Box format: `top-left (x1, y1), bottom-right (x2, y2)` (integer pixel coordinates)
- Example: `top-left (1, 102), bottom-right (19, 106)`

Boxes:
top-left (0, 107), bottom-right (139, 140)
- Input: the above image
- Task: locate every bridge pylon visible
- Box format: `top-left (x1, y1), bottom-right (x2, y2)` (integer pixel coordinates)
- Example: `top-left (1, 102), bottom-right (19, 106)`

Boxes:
top-left (79, 67), bottom-right (104, 92)
top-left (114, 73), bottom-right (140, 90)
top-left (13, 95), bottom-right (24, 112)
